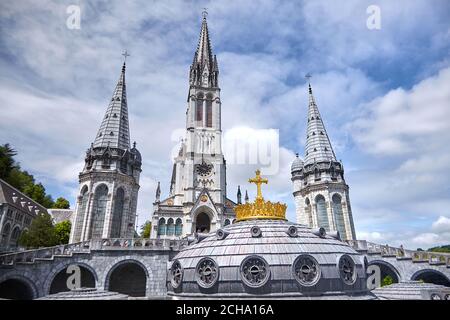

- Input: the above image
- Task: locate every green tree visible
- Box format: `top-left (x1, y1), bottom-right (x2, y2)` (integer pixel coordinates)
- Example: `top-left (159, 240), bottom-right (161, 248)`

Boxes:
top-left (54, 220), bottom-right (71, 244)
top-left (0, 143), bottom-right (18, 179)
top-left (140, 221), bottom-right (151, 238)
top-left (381, 275), bottom-right (394, 287)
top-left (53, 197), bottom-right (70, 209)
top-left (18, 212), bottom-right (57, 248)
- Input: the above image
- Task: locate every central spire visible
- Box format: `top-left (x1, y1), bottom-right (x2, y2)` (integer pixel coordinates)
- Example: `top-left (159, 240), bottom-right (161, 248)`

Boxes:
top-left (190, 12), bottom-right (219, 88)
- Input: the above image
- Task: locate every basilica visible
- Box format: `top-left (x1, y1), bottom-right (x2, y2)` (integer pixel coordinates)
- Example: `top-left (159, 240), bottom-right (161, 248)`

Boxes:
top-left (68, 13), bottom-right (357, 243)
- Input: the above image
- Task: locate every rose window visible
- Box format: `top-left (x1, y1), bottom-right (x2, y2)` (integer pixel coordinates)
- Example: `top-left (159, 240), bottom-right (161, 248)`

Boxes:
top-left (240, 256), bottom-right (270, 288)
top-left (293, 255), bottom-right (320, 286)
top-left (338, 255), bottom-right (356, 285)
top-left (170, 260), bottom-right (183, 289)
top-left (195, 258), bottom-right (219, 288)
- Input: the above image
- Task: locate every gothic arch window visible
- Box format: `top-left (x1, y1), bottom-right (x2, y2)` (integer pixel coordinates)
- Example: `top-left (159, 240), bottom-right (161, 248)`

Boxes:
top-left (332, 194), bottom-right (347, 240)
top-left (240, 255), bottom-right (270, 288)
top-left (167, 218), bottom-right (175, 236)
top-left (73, 186), bottom-right (88, 242)
top-left (292, 255), bottom-right (321, 286)
top-left (175, 218), bottom-right (183, 236)
top-left (315, 195), bottom-right (329, 230)
top-left (10, 226), bottom-right (21, 247)
top-left (206, 94), bottom-right (213, 128)
top-left (1, 223), bottom-right (11, 246)
top-left (195, 257), bottom-right (219, 288)
top-left (305, 198), bottom-right (313, 226)
top-left (110, 188), bottom-right (125, 238)
top-left (89, 184), bottom-right (108, 239)
top-left (158, 218), bottom-right (166, 236)
top-left (196, 93), bottom-right (204, 125)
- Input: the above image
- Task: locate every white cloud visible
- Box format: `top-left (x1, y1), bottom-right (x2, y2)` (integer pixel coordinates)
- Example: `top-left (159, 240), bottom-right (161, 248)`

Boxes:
top-left (432, 216), bottom-right (450, 234)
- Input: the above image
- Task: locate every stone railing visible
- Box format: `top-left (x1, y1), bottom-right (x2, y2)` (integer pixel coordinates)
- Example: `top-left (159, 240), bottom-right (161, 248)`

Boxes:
top-left (345, 239), bottom-right (450, 267)
top-left (90, 238), bottom-right (188, 251)
top-left (0, 241), bottom-right (91, 266)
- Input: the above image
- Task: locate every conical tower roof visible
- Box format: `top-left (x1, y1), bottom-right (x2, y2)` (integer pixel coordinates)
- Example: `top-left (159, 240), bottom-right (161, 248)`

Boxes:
top-left (304, 84), bottom-right (337, 165)
top-left (93, 63), bottom-right (131, 150)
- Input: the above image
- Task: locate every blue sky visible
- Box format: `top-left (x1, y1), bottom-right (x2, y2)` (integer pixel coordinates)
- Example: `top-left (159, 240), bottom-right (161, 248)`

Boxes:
top-left (1, 0), bottom-right (450, 249)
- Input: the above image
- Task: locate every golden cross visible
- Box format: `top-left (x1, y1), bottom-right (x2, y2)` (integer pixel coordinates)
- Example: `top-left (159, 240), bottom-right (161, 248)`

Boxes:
top-left (248, 169), bottom-right (268, 200)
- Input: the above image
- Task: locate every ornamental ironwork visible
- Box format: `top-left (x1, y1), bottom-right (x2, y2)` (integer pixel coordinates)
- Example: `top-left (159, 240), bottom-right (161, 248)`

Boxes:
top-left (240, 256), bottom-right (270, 288)
top-left (293, 255), bottom-right (320, 286)
top-left (170, 260), bottom-right (183, 289)
top-left (195, 258), bottom-right (219, 288)
top-left (338, 255), bottom-right (356, 285)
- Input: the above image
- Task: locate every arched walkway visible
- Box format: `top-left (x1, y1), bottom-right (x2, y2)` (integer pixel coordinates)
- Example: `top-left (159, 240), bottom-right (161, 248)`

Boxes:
top-left (368, 260), bottom-right (400, 284)
top-left (48, 264), bottom-right (96, 294)
top-left (411, 269), bottom-right (450, 287)
top-left (105, 260), bottom-right (148, 297)
top-left (0, 277), bottom-right (36, 300)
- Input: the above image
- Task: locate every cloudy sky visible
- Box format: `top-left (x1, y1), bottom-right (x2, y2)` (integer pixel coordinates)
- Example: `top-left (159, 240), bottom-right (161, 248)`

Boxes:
top-left (1, 0), bottom-right (449, 249)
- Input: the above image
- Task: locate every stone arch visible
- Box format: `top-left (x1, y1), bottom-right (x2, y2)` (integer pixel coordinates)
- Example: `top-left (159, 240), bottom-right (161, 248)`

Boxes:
top-left (1, 222), bottom-right (11, 246)
top-left (167, 218), bottom-right (175, 236)
top-left (73, 185), bottom-right (89, 242)
top-left (193, 206), bottom-right (215, 233)
top-left (175, 218), bottom-right (183, 236)
top-left (105, 259), bottom-right (148, 297)
top-left (89, 183), bottom-right (109, 239)
top-left (331, 193), bottom-right (347, 239)
top-left (44, 261), bottom-right (98, 295)
top-left (9, 225), bottom-right (21, 247)
top-left (0, 274), bottom-right (38, 300)
top-left (411, 269), bottom-right (450, 287)
top-left (368, 260), bottom-right (401, 284)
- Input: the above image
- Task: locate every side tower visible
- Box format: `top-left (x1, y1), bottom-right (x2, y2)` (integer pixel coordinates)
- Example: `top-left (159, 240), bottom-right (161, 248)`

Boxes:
top-left (70, 62), bottom-right (142, 243)
top-left (151, 14), bottom-right (236, 239)
top-left (291, 84), bottom-right (356, 240)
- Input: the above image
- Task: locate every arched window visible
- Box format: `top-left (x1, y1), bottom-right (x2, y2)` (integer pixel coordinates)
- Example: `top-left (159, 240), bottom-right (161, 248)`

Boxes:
top-left (73, 186), bottom-right (88, 242)
top-left (110, 188), bottom-right (125, 238)
top-left (332, 194), bottom-right (347, 239)
top-left (315, 195), bottom-right (329, 231)
top-left (206, 94), bottom-right (213, 128)
top-left (158, 218), bottom-right (166, 236)
top-left (167, 218), bottom-right (175, 236)
top-left (175, 218), bottom-right (183, 236)
top-left (304, 198), bottom-right (313, 227)
top-left (196, 93), bottom-right (204, 125)
top-left (1, 223), bottom-right (11, 246)
top-left (314, 168), bottom-right (321, 180)
top-left (10, 226), bottom-right (21, 247)
top-left (90, 184), bottom-right (108, 239)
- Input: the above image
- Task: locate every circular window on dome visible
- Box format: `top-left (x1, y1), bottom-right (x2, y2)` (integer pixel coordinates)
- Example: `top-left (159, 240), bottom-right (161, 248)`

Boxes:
top-left (338, 255), bottom-right (357, 285)
top-left (170, 260), bottom-right (183, 289)
top-left (195, 258), bottom-right (219, 289)
top-left (250, 226), bottom-right (262, 238)
top-left (292, 255), bottom-right (321, 286)
top-left (240, 255), bottom-right (270, 288)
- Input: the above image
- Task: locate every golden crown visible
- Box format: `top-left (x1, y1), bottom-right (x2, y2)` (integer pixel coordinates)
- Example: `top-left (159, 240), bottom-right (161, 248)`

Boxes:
top-left (235, 170), bottom-right (287, 221)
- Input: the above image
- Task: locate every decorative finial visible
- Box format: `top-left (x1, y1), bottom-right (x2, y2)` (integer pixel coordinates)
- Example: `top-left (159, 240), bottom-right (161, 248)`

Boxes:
top-left (202, 8), bottom-right (208, 19)
top-left (305, 73), bottom-right (312, 93)
top-left (248, 169), bottom-right (268, 200)
top-left (295, 152), bottom-right (299, 158)
top-left (133, 141), bottom-right (136, 148)
top-left (122, 50), bottom-right (130, 63)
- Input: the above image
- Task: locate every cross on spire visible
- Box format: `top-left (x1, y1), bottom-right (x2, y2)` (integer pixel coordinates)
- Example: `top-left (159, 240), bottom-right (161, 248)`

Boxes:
top-left (202, 8), bottom-right (208, 19)
top-left (305, 73), bottom-right (312, 83)
top-left (122, 50), bottom-right (130, 63)
top-left (248, 169), bottom-right (268, 200)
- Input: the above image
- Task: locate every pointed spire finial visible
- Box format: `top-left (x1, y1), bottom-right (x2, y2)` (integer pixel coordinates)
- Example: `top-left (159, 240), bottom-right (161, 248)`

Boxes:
top-left (237, 185), bottom-right (242, 204)
top-left (133, 141), bottom-right (136, 148)
top-left (202, 8), bottom-right (208, 19)
top-left (245, 190), bottom-right (249, 203)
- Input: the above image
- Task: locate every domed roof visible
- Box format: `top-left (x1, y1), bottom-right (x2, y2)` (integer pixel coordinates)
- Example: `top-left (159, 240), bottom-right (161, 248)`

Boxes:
top-left (167, 219), bottom-right (371, 298)
top-left (291, 154), bottom-right (304, 173)
top-left (131, 142), bottom-right (142, 163)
